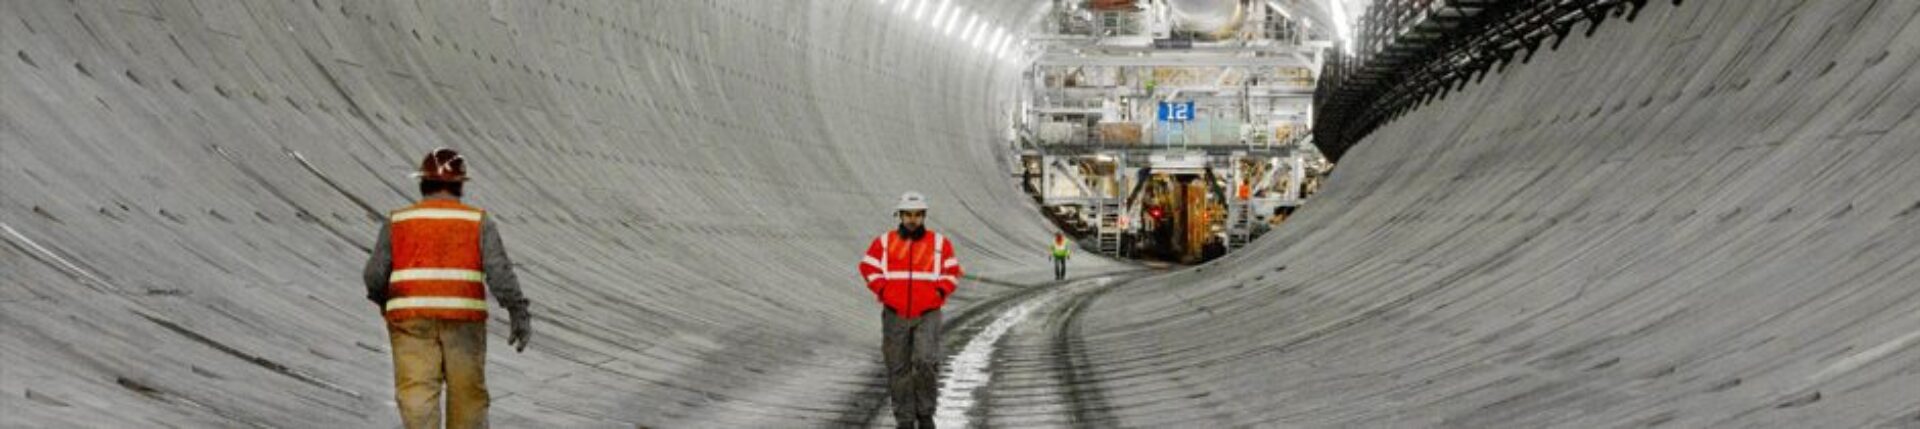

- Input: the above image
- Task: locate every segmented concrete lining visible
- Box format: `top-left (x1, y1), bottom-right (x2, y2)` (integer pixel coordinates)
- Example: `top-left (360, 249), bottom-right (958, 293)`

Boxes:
top-left (3, 0), bottom-right (1919, 428)
top-left (1062, 1), bottom-right (1920, 426)
top-left (0, 1), bottom-right (1121, 427)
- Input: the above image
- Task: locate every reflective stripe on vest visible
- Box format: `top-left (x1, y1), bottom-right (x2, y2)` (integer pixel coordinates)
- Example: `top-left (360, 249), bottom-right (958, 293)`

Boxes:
top-left (392, 208), bottom-right (484, 223)
top-left (931, 232), bottom-right (944, 277)
top-left (882, 231), bottom-right (948, 282)
top-left (385, 200), bottom-right (488, 322)
top-left (882, 271), bottom-right (945, 281)
top-left (390, 268), bottom-right (486, 283)
top-left (386, 297), bottom-right (488, 312)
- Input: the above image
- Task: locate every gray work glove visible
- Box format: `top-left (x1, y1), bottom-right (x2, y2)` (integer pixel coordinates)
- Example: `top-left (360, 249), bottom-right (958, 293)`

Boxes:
top-left (507, 307), bottom-right (532, 353)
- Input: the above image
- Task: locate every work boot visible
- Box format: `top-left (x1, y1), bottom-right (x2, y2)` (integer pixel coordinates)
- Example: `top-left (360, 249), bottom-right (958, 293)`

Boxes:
top-left (917, 415), bottom-right (936, 429)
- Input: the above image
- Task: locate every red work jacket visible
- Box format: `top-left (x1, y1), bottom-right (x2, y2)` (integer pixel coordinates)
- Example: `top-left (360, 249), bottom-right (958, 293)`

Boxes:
top-left (858, 229), bottom-right (962, 319)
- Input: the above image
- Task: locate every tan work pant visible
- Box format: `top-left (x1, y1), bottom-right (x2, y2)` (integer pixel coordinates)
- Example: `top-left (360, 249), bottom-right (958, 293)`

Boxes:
top-left (387, 318), bottom-right (489, 429)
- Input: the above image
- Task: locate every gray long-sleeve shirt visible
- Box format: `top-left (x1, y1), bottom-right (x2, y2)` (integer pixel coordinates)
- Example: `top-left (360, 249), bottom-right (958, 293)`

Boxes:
top-left (363, 209), bottom-right (529, 314)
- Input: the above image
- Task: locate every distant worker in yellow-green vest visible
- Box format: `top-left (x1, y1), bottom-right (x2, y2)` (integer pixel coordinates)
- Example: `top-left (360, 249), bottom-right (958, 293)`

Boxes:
top-left (1051, 232), bottom-right (1071, 281)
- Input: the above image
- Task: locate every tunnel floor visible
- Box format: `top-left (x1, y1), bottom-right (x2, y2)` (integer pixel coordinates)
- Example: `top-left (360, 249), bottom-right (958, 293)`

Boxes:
top-left (854, 271), bottom-right (1152, 428)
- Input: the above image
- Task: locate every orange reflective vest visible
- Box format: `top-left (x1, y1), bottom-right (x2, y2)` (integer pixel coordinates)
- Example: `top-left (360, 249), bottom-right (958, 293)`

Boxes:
top-left (384, 200), bottom-right (488, 322)
top-left (858, 230), bottom-right (962, 319)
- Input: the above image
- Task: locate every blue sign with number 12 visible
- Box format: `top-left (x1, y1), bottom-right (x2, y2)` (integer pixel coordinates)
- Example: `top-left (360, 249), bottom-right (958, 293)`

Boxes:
top-left (1158, 101), bottom-right (1194, 122)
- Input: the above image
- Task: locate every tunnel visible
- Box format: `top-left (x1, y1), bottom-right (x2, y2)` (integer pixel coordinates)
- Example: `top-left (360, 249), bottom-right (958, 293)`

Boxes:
top-left (3, 0), bottom-right (1919, 427)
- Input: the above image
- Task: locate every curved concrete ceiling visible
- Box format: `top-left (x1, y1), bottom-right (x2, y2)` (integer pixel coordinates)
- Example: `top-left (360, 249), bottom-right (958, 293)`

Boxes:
top-left (3, 0), bottom-right (1918, 427)
top-left (1167, 0), bottom-right (1244, 36)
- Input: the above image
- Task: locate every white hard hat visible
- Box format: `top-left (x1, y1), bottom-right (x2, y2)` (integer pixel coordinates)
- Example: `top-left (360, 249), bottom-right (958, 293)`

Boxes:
top-left (896, 191), bottom-right (929, 211)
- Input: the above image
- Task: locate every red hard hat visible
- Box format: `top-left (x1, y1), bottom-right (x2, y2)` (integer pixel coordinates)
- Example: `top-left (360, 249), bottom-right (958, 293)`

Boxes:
top-left (414, 147), bottom-right (468, 182)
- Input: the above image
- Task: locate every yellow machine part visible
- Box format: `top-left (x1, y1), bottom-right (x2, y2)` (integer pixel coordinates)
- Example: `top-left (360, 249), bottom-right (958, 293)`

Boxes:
top-left (1183, 179), bottom-right (1212, 263)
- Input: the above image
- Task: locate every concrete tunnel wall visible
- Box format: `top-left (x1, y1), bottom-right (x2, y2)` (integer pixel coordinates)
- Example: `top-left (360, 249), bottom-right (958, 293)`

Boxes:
top-left (1062, 1), bottom-right (1920, 427)
top-left (0, 1), bottom-right (1119, 427)
top-left (5, 0), bottom-right (1920, 428)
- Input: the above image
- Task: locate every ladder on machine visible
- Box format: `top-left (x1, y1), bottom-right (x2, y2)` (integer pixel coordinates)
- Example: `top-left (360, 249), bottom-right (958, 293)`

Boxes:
top-left (1227, 202), bottom-right (1254, 250)
top-left (1096, 199), bottom-right (1123, 257)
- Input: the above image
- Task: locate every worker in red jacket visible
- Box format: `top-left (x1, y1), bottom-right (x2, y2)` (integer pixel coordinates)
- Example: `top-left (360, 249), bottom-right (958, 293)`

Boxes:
top-left (858, 191), bottom-right (963, 429)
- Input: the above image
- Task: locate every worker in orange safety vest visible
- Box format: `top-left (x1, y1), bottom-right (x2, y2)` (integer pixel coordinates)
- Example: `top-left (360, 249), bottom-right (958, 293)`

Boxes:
top-left (364, 148), bottom-right (531, 429)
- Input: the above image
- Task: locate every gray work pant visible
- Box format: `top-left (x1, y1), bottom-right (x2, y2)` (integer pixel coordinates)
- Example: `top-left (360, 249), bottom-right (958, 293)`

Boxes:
top-left (883, 308), bottom-right (943, 422)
